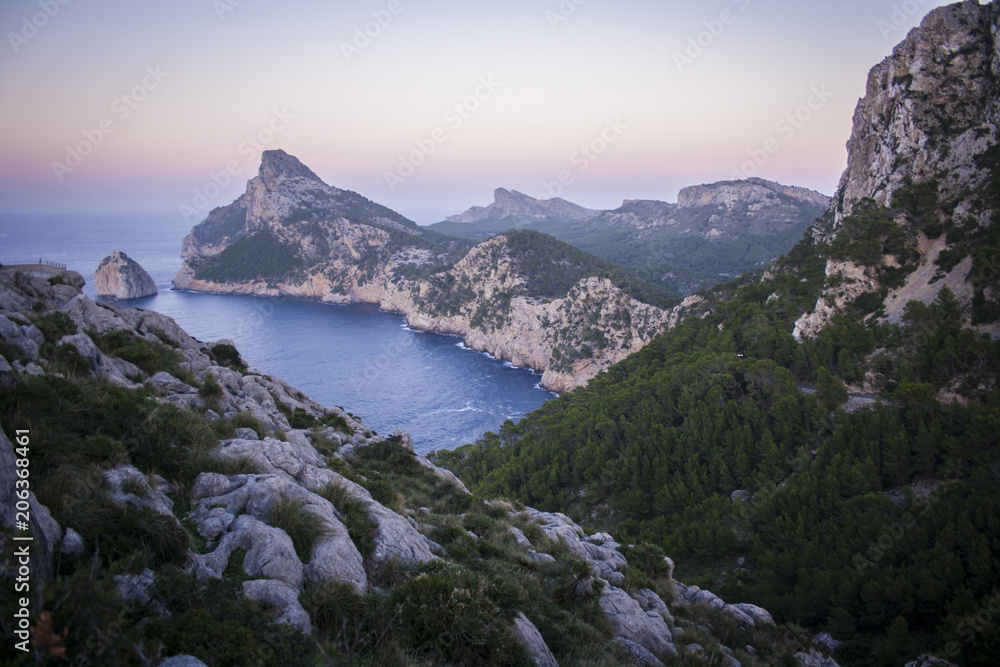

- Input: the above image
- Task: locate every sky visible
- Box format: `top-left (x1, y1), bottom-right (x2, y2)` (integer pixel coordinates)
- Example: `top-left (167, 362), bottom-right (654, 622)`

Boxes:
top-left (0, 0), bottom-right (956, 224)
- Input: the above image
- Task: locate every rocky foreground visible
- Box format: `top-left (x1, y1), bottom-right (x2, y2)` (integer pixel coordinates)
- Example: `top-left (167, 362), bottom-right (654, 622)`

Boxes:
top-left (0, 268), bottom-right (843, 665)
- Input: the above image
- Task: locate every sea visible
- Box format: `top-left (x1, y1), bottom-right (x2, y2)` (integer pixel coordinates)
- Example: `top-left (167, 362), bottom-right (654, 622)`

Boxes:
top-left (0, 212), bottom-right (555, 454)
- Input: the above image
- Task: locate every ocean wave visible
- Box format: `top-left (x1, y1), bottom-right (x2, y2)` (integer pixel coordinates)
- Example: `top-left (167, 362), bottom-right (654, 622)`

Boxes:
top-left (421, 401), bottom-right (486, 417)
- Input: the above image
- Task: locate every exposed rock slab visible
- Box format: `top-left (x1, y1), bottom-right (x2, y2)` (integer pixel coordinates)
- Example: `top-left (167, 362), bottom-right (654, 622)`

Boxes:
top-left (94, 251), bottom-right (158, 299)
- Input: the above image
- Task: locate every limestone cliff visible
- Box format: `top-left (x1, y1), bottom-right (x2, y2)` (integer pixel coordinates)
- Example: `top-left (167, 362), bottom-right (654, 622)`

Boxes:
top-left (794, 0), bottom-right (1000, 340)
top-left (94, 251), bottom-right (158, 299)
top-left (175, 150), bottom-right (688, 392)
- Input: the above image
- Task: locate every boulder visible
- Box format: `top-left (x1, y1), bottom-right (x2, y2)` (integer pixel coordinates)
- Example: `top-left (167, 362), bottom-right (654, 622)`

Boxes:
top-left (94, 251), bottom-right (158, 299)
top-left (611, 637), bottom-right (665, 667)
top-left (190, 473), bottom-right (367, 593)
top-left (243, 579), bottom-right (312, 634)
top-left (300, 467), bottom-right (439, 569)
top-left (510, 612), bottom-right (558, 667)
top-left (0, 428), bottom-right (62, 583)
top-left (600, 585), bottom-right (677, 659)
top-left (795, 649), bottom-right (841, 667)
top-left (103, 464), bottom-right (175, 518)
top-left (904, 657), bottom-right (958, 667)
top-left (632, 588), bottom-right (673, 625)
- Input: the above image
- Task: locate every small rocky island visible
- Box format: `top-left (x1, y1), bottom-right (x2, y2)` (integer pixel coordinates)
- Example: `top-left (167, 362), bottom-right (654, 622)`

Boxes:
top-left (94, 251), bottom-right (158, 299)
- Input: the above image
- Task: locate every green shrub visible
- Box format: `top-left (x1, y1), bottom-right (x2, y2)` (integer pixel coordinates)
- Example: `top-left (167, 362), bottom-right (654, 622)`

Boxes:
top-left (290, 406), bottom-right (318, 429)
top-left (210, 342), bottom-right (247, 371)
top-left (0, 337), bottom-right (27, 363)
top-left (391, 564), bottom-right (530, 666)
top-left (199, 374), bottom-right (223, 398)
top-left (94, 330), bottom-right (184, 377)
top-left (32, 311), bottom-right (77, 342)
top-left (268, 497), bottom-right (326, 562)
top-left (67, 500), bottom-right (190, 568)
top-left (321, 411), bottom-right (355, 435)
top-left (143, 571), bottom-right (318, 666)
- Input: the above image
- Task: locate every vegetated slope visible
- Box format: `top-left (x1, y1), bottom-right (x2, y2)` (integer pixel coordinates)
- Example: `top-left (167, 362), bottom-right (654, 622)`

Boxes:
top-left (437, 3), bottom-right (1000, 666)
top-left (430, 179), bottom-right (831, 293)
top-left (175, 150), bottom-right (685, 393)
top-left (0, 270), bottom-right (826, 666)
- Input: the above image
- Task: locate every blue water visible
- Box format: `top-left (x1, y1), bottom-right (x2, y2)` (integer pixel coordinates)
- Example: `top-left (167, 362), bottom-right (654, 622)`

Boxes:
top-left (0, 213), bottom-right (554, 454)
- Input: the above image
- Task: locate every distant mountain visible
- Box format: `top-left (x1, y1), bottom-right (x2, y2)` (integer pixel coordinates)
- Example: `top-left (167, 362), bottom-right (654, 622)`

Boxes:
top-left (430, 178), bottom-right (831, 292)
top-left (443, 187), bottom-right (596, 224)
top-left (175, 150), bottom-right (683, 393)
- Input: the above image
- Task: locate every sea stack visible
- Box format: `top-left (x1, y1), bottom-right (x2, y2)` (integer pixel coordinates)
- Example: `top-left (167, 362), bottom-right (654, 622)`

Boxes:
top-left (94, 251), bottom-right (158, 299)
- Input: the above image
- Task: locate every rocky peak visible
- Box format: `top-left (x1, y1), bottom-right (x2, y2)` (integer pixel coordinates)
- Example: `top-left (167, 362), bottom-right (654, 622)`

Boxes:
top-left (258, 149), bottom-right (324, 189)
top-left (445, 188), bottom-right (596, 223)
top-left (832, 0), bottom-right (999, 224)
top-left (94, 251), bottom-right (158, 300)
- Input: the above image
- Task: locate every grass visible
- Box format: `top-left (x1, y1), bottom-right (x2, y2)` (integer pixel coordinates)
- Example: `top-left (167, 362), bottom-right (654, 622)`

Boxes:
top-left (91, 329), bottom-right (184, 378)
top-left (318, 482), bottom-right (378, 557)
top-left (210, 412), bottom-right (268, 440)
top-left (32, 311), bottom-right (77, 342)
top-left (268, 497), bottom-right (327, 563)
top-left (121, 474), bottom-right (149, 498)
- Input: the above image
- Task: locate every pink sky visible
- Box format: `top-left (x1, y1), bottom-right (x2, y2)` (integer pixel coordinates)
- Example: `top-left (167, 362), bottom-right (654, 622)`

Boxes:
top-left (0, 0), bottom-right (954, 223)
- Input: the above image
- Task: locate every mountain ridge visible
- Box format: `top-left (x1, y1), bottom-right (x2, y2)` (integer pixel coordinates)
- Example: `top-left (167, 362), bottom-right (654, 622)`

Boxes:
top-left (430, 178), bottom-right (831, 290)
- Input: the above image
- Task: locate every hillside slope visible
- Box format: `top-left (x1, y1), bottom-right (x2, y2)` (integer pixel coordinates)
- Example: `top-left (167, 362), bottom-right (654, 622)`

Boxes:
top-left (0, 269), bottom-right (825, 666)
top-left (438, 3), bottom-right (1000, 666)
top-left (175, 150), bottom-right (688, 393)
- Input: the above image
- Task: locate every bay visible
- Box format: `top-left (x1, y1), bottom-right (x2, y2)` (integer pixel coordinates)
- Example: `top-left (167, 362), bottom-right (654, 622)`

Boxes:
top-left (0, 212), bottom-right (555, 454)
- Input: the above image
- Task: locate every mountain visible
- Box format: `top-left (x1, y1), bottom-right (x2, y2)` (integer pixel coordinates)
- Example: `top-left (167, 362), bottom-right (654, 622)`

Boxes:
top-left (175, 150), bottom-right (683, 393)
top-left (793, 0), bottom-right (1000, 341)
top-left (437, 3), bottom-right (1000, 665)
top-left (430, 178), bottom-right (831, 291)
top-left (0, 268), bottom-right (826, 665)
top-left (442, 187), bottom-right (597, 225)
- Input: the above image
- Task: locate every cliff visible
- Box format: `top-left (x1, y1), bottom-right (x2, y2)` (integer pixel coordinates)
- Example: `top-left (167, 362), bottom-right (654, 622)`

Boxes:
top-left (94, 251), bottom-right (158, 299)
top-left (794, 0), bottom-right (1000, 341)
top-left (0, 269), bottom-right (810, 665)
top-left (174, 150), bottom-right (686, 393)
